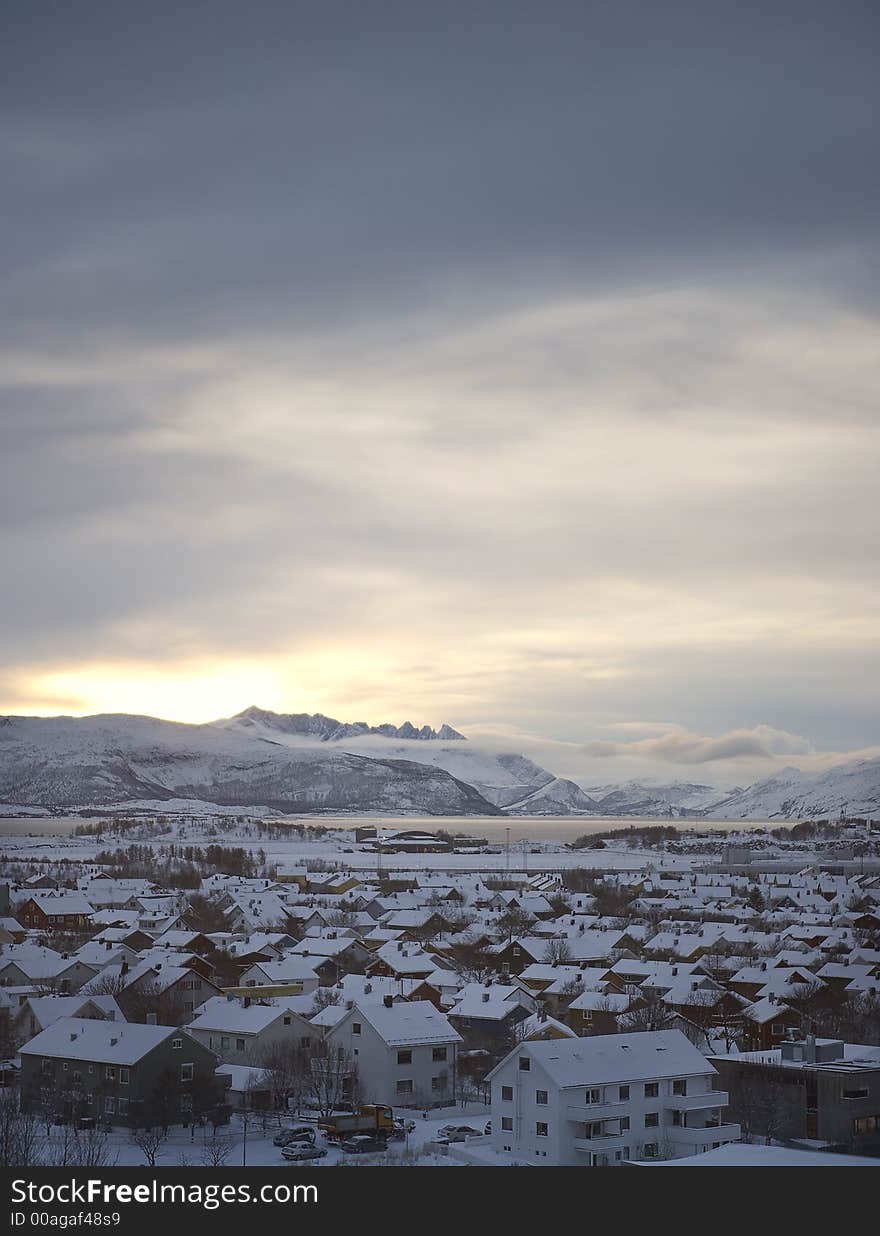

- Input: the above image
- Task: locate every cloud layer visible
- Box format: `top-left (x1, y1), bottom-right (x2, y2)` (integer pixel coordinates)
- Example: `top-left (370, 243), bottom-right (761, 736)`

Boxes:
top-left (1, 3), bottom-right (878, 782)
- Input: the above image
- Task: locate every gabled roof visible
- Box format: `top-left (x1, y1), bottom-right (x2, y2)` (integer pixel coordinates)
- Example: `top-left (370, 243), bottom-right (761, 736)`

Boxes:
top-left (20, 1017), bottom-right (181, 1065)
top-left (487, 1029), bottom-right (716, 1089)
top-left (336, 1000), bottom-right (462, 1048)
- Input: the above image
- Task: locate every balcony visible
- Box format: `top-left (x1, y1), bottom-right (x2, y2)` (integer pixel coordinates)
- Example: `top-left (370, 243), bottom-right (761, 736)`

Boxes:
top-left (667, 1122), bottom-right (740, 1150)
top-left (566, 1100), bottom-right (629, 1121)
top-left (664, 1090), bottom-right (729, 1112)
top-left (573, 1132), bottom-right (627, 1153)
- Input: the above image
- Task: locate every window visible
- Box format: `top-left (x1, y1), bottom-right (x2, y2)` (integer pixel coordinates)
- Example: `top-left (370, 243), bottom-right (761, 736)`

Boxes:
top-left (582, 1010), bottom-right (592, 1021)
top-left (513, 948), bottom-right (521, 958)
top-left (672, 1110), bottom-right (683, 1126)
top-left (72, 1070), bottom-right (82, 1084)
top-left (501, 963), bottom-right (510, 975)
top-left (171, 1038), bottom-right (182, 1050)
top-left (105, 1098), bottom-right (115, 1115)
top-left (236, 1039), bottom-right (246, 1053)
top-left (501, 1117), bottom-right (513, 1132)
top-left (119, 1068), bottom-right (130, 1085)
top-left (536, 1090), bottom-right (548, 1105)
top-left (88, 1065), bottom-right (94, 1075)
top-left (501, 1086), bottom-right (513, 1102)
top-left (771, 1023), bottom-right (785, 1035)
top-left (432, 1047), bottom-right (447, 1062)
top-left (536, 1122), bottom-right (548, 1137)
top-left (644, 1112), bottom-right (659, 1128)
top-left (220, 1037), bottom-right (229, 1050)
top-left (396, 1079), bottom-right (413, 1095)
top-left (643, 1143), bottom-right (658, 1159)
top-left (180, 1063), bottom-right (194, 1082)
top-left (283, 1016), bottom-right (291, 1026)
top-left (518, 1057), bottom-right (530, 1071)
top-left (672, 1079), bottom-right (687, 1096)
top-left (353, 1022), bottom-right (362, 1036)
top-left (620, 1116), bottom-right (630, 1131)
top-left (118, 1098), bottom-right (129, 1115)
top-left (431, 1076), bottom-right (445, 1091)
top-left (301, 1037), bottom-right (311, 1049)
top-left (644, 1082), bottom-right (659, 1098)
top-left (619, 1085), bottom-right (630, 1101)
top-left (397, 1050), bottom-right (412, 1065)
top-left (62, 1062), bottom-right (69, 1072)
top-left (105, 1066), bottom-right (116, 1082)
top-left (843, 1087), bottom-right (869, 1100)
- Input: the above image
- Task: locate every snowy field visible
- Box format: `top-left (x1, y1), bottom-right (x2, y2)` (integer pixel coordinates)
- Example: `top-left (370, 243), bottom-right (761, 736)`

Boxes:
top-left (0, 829), bottom-right (712, 872)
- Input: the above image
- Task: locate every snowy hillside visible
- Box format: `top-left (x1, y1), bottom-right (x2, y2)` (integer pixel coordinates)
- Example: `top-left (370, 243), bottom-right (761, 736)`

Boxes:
top-left (583, 781), bottom-right (722, 818)
top-left (218, 714), bottom-right (571, 813)
top-left (0, 714), bottom-right (500, 816)
top-left (703, 758), bottom-right (880, 820)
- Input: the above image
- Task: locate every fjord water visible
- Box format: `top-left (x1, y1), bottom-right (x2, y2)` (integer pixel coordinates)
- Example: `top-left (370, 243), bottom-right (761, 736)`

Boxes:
top-left (0, 814), bottom-right (788, 841)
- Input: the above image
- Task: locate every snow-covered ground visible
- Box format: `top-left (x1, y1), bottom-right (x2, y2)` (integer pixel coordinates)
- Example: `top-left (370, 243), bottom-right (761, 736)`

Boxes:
top-left (0, 828), bottom-right (712, 872)
top-left (50, 1104), bottom-right (490, 1169)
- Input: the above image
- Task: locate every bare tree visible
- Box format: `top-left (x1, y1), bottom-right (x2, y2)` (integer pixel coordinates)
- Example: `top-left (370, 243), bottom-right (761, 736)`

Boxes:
top-left (544, 937), bottom-right (573, 965)
top-left (496, 906), bottom-right (534, 943)
top-left (0, 1090), bottom-right (44, 1166)
top-left (131, 1126), bottom-right (169, 1167)
top-left (201, 1129), bottom-right (234, 1167)
top-left (310, 987), bottom-right (342, 1014)
top-left (306, 1040), bottom-right (359, 1117)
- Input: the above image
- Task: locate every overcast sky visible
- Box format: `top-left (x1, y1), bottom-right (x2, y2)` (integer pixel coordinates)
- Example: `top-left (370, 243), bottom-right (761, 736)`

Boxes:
top-left (2, 2), bottom-right (878, 787)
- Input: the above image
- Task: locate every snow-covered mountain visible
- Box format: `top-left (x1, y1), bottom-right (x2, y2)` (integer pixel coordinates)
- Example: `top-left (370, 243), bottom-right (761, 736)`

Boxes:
top-left (225, 706), bottom-right (464, 743)
top-left (583, 781), bottom-right (721, 818)
top-left (1, 709), bottom-right (876, 821)
top-left (702, 758), bottom-right (880, 821)
top-left (0, 713), bottom-right (499, 816)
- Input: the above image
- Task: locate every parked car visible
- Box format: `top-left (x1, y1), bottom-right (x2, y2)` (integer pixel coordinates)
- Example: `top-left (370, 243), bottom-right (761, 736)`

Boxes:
top-left (281, 1144), bottom-right (328, 1162)
top-left (437, 1124), bottom-right (481, 1143)
top-left (273, 1126), bottom-right (316, 1148)
top-left (341, 1134), bottom-right (388, 1155)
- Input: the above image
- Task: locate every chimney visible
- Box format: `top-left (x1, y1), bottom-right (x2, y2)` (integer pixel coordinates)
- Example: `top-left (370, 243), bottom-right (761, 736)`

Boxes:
top-left (364, 983), bottom-right (372, 995)
top-left (482, 992), bottom-right (490, 1003)
top-left (383, 995), bottom-right (394, 1009)
top-left (110, 1037), bottom-right (118, 1046)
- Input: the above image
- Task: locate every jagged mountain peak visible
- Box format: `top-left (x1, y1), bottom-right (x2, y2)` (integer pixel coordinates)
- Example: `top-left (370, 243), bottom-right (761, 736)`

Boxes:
top-left (227, 707), bottom-right (465, 743)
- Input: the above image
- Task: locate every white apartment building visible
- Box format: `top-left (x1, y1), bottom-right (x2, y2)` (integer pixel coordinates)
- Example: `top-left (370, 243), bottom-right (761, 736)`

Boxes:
top-left (487, 1029), bottom-right (740, 1165)
top-left (327, 998), bottom-right (462, 1108)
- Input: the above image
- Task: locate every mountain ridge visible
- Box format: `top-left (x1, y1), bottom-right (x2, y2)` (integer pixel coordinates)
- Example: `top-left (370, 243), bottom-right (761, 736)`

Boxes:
top-left (0, 710), bottom-right (877, 820)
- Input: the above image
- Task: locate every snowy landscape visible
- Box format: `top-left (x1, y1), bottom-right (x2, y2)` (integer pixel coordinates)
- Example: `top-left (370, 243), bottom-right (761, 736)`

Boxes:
top-left (2, 709), bottom-right (879, 822)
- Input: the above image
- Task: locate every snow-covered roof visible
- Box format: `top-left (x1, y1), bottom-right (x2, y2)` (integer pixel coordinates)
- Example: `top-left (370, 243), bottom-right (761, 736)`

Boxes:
top-left (188, 997), bottom-right (290, 1034)
top-left (20, 1016), bottom-right (180, 1064)
top-left (340, 1000), bottom-right (462, 1048)
top-left (490, 1029), bottom-right (715, 1089)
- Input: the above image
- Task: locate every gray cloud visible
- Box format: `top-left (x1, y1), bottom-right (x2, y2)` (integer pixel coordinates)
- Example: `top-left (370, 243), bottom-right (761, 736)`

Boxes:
top-left (1, 2), bottom-right (878, 768)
